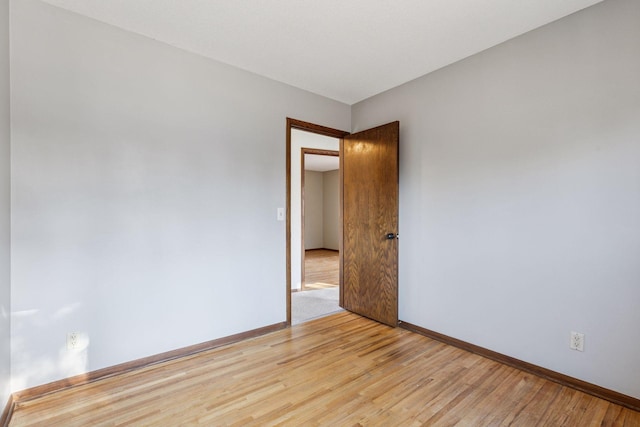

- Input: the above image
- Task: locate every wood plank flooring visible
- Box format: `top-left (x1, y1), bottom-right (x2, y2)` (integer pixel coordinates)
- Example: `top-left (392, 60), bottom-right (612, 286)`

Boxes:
top-left (304, 249), bottom-right (339, 290)
top-left (8, 312), bottom-right (640, 426)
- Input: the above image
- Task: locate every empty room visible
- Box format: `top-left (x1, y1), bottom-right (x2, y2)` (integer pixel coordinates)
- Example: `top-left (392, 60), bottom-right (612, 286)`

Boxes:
top-left (1, 0), bottom-right (639, 425)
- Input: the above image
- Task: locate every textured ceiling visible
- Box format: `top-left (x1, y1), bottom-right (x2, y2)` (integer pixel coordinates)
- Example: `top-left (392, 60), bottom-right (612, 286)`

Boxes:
top-left (40, 0), bottom-right (603, 105)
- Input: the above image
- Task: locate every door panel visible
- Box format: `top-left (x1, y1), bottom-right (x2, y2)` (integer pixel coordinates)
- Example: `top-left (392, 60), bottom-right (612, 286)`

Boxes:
top-left (340, 121), bottom-right (399, 327)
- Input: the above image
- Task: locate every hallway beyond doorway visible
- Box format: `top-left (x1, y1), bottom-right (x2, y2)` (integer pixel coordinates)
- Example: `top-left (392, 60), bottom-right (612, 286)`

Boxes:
top-left (292, 249), bottom-right (341, 324)
top-left (303, 249), bottom-right (338, 290)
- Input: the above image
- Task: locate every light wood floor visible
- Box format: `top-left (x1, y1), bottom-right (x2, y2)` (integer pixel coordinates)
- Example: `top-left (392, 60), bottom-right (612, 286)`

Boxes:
top-left (9, 312), bottom-right (640, 426)
top-left (304, 249), bottom-right (339, 290)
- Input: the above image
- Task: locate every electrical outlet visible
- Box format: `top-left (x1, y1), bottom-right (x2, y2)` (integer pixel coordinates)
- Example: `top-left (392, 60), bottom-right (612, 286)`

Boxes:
top-left (67, 332), bottom-right (89, 350)
top-left (570, 331), bottom-right (585, 352)
top-left (67, 332), bottom-right (80, 350)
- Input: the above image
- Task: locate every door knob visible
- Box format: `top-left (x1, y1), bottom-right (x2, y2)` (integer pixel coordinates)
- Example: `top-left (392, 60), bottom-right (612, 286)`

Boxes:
top-left (386, 233), bottom-right (397, 240)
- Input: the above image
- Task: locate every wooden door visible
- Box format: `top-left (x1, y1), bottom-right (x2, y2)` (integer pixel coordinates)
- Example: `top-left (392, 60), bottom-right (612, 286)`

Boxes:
top-left (340, 121), bottom-right (399, 327)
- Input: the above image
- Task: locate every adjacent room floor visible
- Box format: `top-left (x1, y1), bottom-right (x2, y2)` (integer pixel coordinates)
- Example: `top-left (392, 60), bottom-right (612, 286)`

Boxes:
top-left (292, 249), bottom-right (342, 325)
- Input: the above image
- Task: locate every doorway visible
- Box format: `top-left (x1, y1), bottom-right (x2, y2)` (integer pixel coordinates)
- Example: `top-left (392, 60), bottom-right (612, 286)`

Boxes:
top-left (286, 119), bottom-right (348, 325)
top-left (291, 150), bottom-right (341, 324)
top-left (290, 133), bottom-right (342, 324)
top-left (301, 149), bottom-right (340, 288)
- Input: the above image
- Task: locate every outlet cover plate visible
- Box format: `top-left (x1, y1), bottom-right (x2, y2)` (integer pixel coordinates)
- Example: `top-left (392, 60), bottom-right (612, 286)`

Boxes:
top-left (570, 331), bottom-right (585, 351)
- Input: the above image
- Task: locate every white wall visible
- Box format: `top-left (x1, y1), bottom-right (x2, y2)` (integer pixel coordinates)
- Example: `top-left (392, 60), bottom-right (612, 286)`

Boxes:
top-left (9, 0), bottom-right (350, 391)
top-left (303, 170), bottom-right (323, 250)
top-left (352, 0), bottom-right (640, 399)
top-left (303, 169), bottom-right (339, 251)
top-left (290, 130), bottom-right (340, 290)
top-left (0, 0), bottom-right (10, 406)
top-left (322, 170), bottom-right (339, 251)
